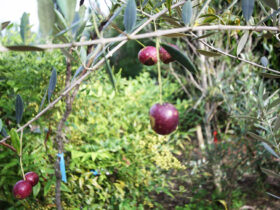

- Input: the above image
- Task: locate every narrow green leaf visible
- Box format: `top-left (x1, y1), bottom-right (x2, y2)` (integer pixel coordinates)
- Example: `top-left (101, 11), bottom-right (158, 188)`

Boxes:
top-left (44, 178), bottom-right (54, 196)
top-left (261, 73), bottom-right (280, 79)
top-left (54, 8), bottom-right (68, 31)
top-left (237, 31), bottom-right (249, 55)
top-left (258, 81), bottom-right (264, 108)
top-left (39, 88), bottom-right (48, 112)
top-left (61, 182), bottom-right (71, 192)
top-left (16, 95), bottom-right (24, 124)
top-left (123, 0), bottom-right (137, 33)
top-left (182, 0), bottom-right (192, 25)
top-left (247, 131), bottom-right (267, 142)
top-left (161, 43), bottom-right (197, 73)
top-left (57, 0), bottom-right (77, 26)
top-left (103, 52), bottom-right (116, 90)
top-left (20, 13), bottom-right (30, 44)
top-left (0, 119), bottom-right (2, 132)
top-left (274, 116), bottom-right (280, 132)
top-left (33, 182), bottom-right (41, 197)
top-left (261, 142), bottom-right (280, 159)
top-left (10, 128), bottom-right (20, 154)
top-left (166, 0), bottom-right (172, 16)
top-left (48, 68), bottom-right (57, 102)
top-left (1, 21), bottom-right (10, 31)
top-left (261, 168), bottom-right (280, 179)
top-left (260, 56), bottom-right (268, 67)
top-left (1, 126), bottom-right (8, 137)
top-left (242, 0), bottom-right (255, 22)
top-left (196, 49), bottom-right (221, 57)
top-left (5, 45), bottom-right (44, 52)
top-left (268, 98), bottom-right (280, 110)
top-left (37, 0), bottom-right (55, 37)
top-left (260, 0), bottom-right (278, 10)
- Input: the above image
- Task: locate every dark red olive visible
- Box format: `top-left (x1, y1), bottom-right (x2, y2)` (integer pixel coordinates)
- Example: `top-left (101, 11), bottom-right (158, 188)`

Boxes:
top-left (138, 46), bottom-right (158, 66)
top-left (149, 103), bottom-right (179, 135)
top-left (25, 172), bottom-right (39, 187)
top-left (159, 44), bottom-right (178, 64)
top-left (13, 180), bottom-right (32, 200)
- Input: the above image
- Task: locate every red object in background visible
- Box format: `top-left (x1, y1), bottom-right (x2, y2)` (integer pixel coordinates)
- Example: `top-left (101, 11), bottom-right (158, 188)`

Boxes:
top-left (213, 131), bottom-right (218, 144)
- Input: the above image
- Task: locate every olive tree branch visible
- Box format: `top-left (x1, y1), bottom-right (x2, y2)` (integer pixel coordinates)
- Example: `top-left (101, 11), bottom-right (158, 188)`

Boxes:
top-left (0, 25), bottom-right (279, 52)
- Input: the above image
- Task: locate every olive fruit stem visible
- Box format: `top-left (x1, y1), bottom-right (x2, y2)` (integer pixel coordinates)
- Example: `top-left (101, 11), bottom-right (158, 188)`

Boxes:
top-left (19, 128), bottom-right (25, 180)
top-left (155, 22), bottom-right (163, 104)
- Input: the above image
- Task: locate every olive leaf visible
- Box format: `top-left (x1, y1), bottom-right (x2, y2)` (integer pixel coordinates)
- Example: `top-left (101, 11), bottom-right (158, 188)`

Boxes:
top-left (20, 12), bottom-right (30, 44)
top-left (57, 0), bottom-right (77, 26)
top-left (237, 31), bottom-right (249, 55)
top-left (260, 56), bottom-right (268, 67)
top-left (103, 51), bottom-right (116, 90)
top-left (261, 142), bottom-right (280, 159)
top-left (242, 0), bottom-right (255, 22)
top-left (123, 0), bottom-right (137, 33)
top-left (10, 128), bottom-right (20, 154)
top-left (37, 0), bottom-right (55, 37)
top-left (48, 68), bottom-right (57, 102)
top-left (5, 45), bottom-right (44, 52)
top-left (182, 0), bottom-right (192, 25)
top-left (15, 95), bottom-right (24, 124)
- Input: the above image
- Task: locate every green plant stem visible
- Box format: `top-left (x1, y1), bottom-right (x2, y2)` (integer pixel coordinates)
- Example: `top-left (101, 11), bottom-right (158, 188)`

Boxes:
top-left (154, 21), bottom-right (162, 104)
top-left (19, 128), bottom-right (25, 180)
top-left (135, 39), bottom-right (146, 48)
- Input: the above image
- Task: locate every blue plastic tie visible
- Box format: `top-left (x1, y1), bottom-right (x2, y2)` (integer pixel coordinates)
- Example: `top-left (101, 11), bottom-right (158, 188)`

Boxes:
top-left (57, 153), bottom-right (67, 183)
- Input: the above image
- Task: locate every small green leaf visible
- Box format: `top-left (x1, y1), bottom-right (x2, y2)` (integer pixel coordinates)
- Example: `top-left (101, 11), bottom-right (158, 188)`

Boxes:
top-left (1, 21), bottom-right (10, 31)
top-left (261, 73), bottom-right (280, 79)
top-left (242, 0), bottom-right (255, 22)
top-left (33, 182), bottom-right (41, 197)
top-left (20, 13), bottom-right (30, 44)
top-left (103, 52), bottom-right (116, 90)
top-left (5, 45), bottom-right (44, 52)
top-left (44, 178), bottom-right (54, 196)
top-left (10, 128), bottom-right (20, 154)
top-left (258, 81), bottom-right (264, 108)
top-left (37, 0), bottom-right (55, 37)
top-left (166, 0), bottom-right (172, 16)
top-left (16, 95), bottom-right (24, 124)
top-left (260, 0), bottom-right (278, 10)
top-left (237, 31), bottom-right (249, 55)
top-left (260, 56), bottom-right (268, 67)
top-left (57, 0), bottom-right (77, 26)
top-left (274, 116), bottom-right (280, 132)
top-left (48, 68), bottom-right (57, 102)
top-left (71, 150), bottom-right (86, 159)
top-left (123, 0), bottom-right (137, 33)
top-left (196, 49), bottom-right (221, 57)
top-left (261, 142), bottom-right (280, 159)
top-left (161, 43), bottom-right (197, 73)
top-left (1, 126), bottom-right (8, 137)
top-left (61, 182), bottom-right (71, 192)
top-left (268, 98), bottom-right (280, 110)
top-left (261, 168), bottom-right (280, 179)
top-left (182, 0), bottom-right (192, 25)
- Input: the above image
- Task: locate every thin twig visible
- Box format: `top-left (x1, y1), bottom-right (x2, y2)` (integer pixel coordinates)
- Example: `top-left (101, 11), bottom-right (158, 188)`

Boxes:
top-left (191, 32), bottom-right (280, 74)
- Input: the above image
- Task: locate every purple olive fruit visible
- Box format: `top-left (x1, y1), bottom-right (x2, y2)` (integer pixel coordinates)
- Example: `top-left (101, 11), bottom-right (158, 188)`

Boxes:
top-left (159, 44), bottom-right (178, 64)
top-left (138, 46), bottom-right (158, 66)
top-left (149, 103), bottom-right (179, 135)
top-left (13, 180), bottom-right (32, 200)
top-left (25, 172), bottom-right (39, 187)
